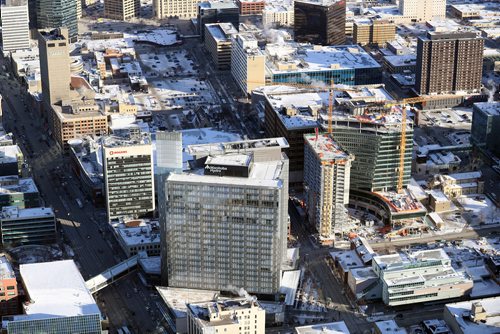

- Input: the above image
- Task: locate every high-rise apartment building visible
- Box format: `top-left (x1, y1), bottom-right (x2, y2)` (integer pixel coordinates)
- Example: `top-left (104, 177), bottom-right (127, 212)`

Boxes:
top-left (197, 0), bottom-right (239, 40)
top-left (0, 256), bottom-right (18, 316)
top-left (36, 0), bottom-right (78, 42)
top-left (0, 0), bottom-right (30, 52)
top-left (303, 133), bottom-right (353, 242)
top-left (187, 298), bottom-right (266, 334)
top-left (353, 19), bottom-right (395, 46)
top-left (163, 138), bottom-right (289, 295)
top-left (102, 133), bottom-right (154, 221)
top-left (153, 0), bottom-right (197, 18)
top-left (37, 28), bottom-right (71, 107)
top-left (399, 0), bottom-right (446, 22)
top-left (231, 33), bottom-right (265, 95)
top-left (416, 31), bottom-right (484, 95)
top-left (104, 0), bottom-right (140, 20)
top-left (294, 0), bottom-right (346, 46)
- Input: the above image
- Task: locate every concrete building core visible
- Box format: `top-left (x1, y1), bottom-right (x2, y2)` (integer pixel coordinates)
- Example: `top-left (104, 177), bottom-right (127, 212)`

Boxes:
top-left (304, 133), bottom-right (353, 243)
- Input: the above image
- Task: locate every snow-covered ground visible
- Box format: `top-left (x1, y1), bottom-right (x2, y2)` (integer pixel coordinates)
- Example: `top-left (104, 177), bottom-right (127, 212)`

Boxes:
top-left (458, 195), bottom-right (500, 226)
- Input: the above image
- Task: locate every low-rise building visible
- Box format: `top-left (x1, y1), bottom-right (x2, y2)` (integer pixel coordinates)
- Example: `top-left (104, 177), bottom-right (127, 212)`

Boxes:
top-left (3, 260), bottom-right (102, 334)
top-left (204, 23), bottom-right (238, 70)
top-left (444, 297), bottom-right (500, 334)
top-left (112, 218), bottom-right (160, 257)
top-left (373, 249), bottom-right (473, 306)
top-left (439, 171), bottom-right (484, 198)
top-left (0, 176), bottom-right (39, 209)
top-left (429, 190), bottom-right (451, 213)
top-left (0, 255), bottom-right (18, 316)
top-left (265, 43), bottom-right (382, 86)
top-left (187, 298), bottom-right (265, 334)
top-left (156, 287), bottom-right (219, 334)
top-left (0, 206), bottom-right (56, 246)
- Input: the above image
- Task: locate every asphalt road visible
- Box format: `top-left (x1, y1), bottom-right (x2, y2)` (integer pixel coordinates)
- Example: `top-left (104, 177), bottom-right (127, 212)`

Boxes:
top-left (0, 56), bottom-right (162, 334)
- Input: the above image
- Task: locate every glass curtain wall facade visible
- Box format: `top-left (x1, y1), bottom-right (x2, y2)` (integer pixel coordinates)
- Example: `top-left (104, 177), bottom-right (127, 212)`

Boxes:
top-left (36, 0), bottom-right (78, 42)
top-left (329, 124), bottom-right (413, 192)
top-left (5, 314), bottom-right (102, 334)
top-left (270, 67), bottom-right (382, 86)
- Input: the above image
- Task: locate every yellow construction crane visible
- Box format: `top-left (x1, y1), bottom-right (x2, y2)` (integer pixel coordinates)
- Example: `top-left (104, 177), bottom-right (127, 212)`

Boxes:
top-left (385, 94), bottom-right (456, 193)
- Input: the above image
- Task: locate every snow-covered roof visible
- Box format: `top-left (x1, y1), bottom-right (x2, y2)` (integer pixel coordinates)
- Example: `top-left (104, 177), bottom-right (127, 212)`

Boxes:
top-left (445, 297), bottom-right (500, 334)
top-left (474, 102), bottom-right (500, 116)
top-left (279, 270), bottom-right (300, 306)
top-left (18, 260), bottom-right (100, 320)
top-left (295, 321), bottom-right (350, 334)
top-left (1, 206), bottom-right (54, 220)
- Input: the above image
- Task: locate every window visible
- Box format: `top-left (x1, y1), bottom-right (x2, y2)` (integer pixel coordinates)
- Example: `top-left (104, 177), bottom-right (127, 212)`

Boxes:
top-left (6, 286), bottom-right (15, 290)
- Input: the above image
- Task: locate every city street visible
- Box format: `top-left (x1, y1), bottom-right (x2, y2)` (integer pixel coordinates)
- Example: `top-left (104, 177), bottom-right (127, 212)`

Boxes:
top-left (0, 56), bottom-right (161, 333)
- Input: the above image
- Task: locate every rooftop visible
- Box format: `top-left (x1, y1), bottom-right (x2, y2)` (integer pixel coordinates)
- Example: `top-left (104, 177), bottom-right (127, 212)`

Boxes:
top-left (304, 133), bottom-right (350, 162)
top-left (373, 249), bottom-right (450, 271)
top-left (102, 132), bottom-right (152, 148)
top-left (199, 0), bottom-right (238, 10)
top-left (17, 260), bottom-right (100, 320)
top-left (114, 221), bottom-right (160, 247)
top-left (0, 145), bottom-right (22, 164)
top-left (187, 137), bottom-right (289, 158)
top-left (474, 102), bottom-right (500, 116)
top-left (1, 206), bottom-right (54, 220)
top-left (294, 0), bottom-right (344, 6)
top-left (156, 287), bottom-right (219, 318)
top-left (265, 44), bottom-right (381, 75)
top-left (374, 320), bottom-right (407, 334)
top-left (188, 298), bottom-right (262, 325)
top-left (0, 177), bottom-right (38, 195)
top-left (294, 321), bottom-right (350, 334)
top-left (445, 297), bottom-right (500, 334)
top-left (0, 256), bottom-right (15, 280)
top-left (205, 23), bottom-right (238, 42)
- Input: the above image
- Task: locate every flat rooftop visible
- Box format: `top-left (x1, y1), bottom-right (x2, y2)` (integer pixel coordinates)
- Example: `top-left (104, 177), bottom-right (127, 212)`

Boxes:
top-left (156, 287), bottom-right (218, 318)
top-left (0, 145), bottom-right (22, 164)
top-left (373, 248), bottom-right (449, 271)
top-left (445, 297), bottom-right (500, 333)
top-left (474, 102), bottom-right (499, 116)
top-left (102, 132), bottom-right (152, 148)
top-left (295, 0), bottom-right (344, 6)
top-left (199, 0), bottom-right (238, 9)
top-left (295, 321), bottom-right (350, 334)
top-left (1, 206), bottom-right (54, 220)
top-left (304, 133), bottom-right (350, 162)
top-left (17, 260), bottom-right (100, 320)
top-left (266, 44), bottom-right (381, 75)
top-left (206, 23), bottom-right (238, 41)
top-left (115, 223), bottom-right (160, 247)
top-left (187, 137), bottom-right (289, 158)
top-left (0, 177), bottom-right (38, 195)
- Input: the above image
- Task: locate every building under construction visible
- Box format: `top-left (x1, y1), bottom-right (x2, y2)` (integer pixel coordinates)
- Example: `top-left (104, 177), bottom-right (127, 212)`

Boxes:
top-left (319, 99), bottom-right (414, 193)
top-left (304, 133), bottom-right (353, 243)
